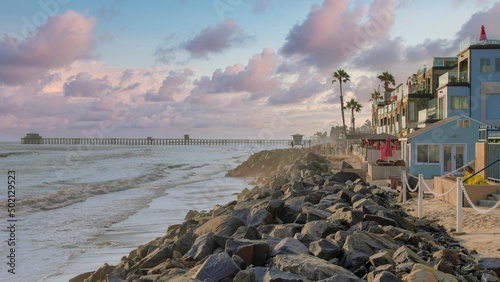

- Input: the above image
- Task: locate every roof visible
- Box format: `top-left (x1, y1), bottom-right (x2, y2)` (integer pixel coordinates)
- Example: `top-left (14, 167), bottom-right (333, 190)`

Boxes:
top-left (364, 133), bottom-right (398, 142)
top-left (405, 115), bottom-right (484, 139)
top-left (346, 133), bottom-right (372, 140)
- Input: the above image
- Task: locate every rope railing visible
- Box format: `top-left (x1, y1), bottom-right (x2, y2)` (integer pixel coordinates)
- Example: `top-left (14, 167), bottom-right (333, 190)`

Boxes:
top-left (460, 181), bottom-right (500, 214)
top-left (400, 171), bottom-right (500, 234)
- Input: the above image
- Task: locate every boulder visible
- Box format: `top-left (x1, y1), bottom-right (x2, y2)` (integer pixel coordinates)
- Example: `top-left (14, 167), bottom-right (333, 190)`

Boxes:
top-left (352, 198), bottom-right (379, 210)
top-left (236, 242), bottom-right (270, 267)
top-left (194, 215), bottom-right (245, 237)
top-left (403, 264), bottom-right (458, 282)
top-left (192, 252), bottom-right (239, 281)
top-left (234, 267), bottom-right (268, 282)
top-left (232, 226), bottom-right (261, 240)
top-left (273, 254), bottom-right (358, 281)
top-left (309, 239), bottom-right (342, 260)
top-left (342, 232), bottom-right (396, 270)
top-left (329, 211), bottom-right (364, 226)
top-left (232, 208), bottom-right (273, 227)
top-left (432, 249), bottom-right (459, 266)
top-left (478, 258), bottom-right (500, 276)
top-left (269, 224), bottom-right (302, 238)
top-left (273, 237), bottom-right (309, 256)
top-left (332, 172), bottom-right (363, 184)
top-left (128, 246), bottom-right (172, 274)
top-left (363, 214), bottom-right (397, 227)
top-left (172, 232), bottom-right (197, 256)
top-left (369, 250), bottom-right (394, 267)
top-left (301, 220), bottom-right (338, 239)
top-left (262, 268), bottom-right (309, 281)
top-left (392, 246), bottom-right (425, 265)
top-left (86, 263), bottom-right (114, 282)
top-left (183, 232), bottom-right (216, 261)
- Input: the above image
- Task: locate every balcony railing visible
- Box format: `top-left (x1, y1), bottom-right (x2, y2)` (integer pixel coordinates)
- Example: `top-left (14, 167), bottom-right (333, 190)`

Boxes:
top-left (438, 68), bottom-right (469, 86)
top-left (425, 57), bottom-right (458, 69)
top-left (459, 34), bottom-right (500, 52)
top-left (409, 84), bottom-right (431, 94)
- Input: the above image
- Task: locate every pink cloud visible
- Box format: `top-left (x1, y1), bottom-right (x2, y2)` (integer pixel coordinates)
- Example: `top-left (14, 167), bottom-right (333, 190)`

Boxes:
top-left (144, 69), bottom-right (194, 102)
top-left (280, 0), bottom-right (396, 69)
top-left (183, 18), bottom-right (251, 58)
top-left (63, 72), bottom-right (111, 97)
top-left (0, 10), bottom-right (97, 85)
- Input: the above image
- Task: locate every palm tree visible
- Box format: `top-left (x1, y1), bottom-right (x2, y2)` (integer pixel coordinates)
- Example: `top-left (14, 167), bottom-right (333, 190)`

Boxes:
top-left (369, 89), bottom-right (382, 104)
top-left (377, 71), bottom-right (396, 93)
top-left (344, 98), bottom-right (362, 134)
top-left (332, 69), bottom-right (350, 137)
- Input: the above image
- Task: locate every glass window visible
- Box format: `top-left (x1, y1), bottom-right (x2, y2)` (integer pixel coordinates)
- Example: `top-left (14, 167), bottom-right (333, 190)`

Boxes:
top-left (480, 58), bottom-right (491, 73)
top-left (409, 102), bottom-right (415, 121)
top-left (417, 145), bottom-right (428, 163)
top-left (451, 96), bottom-right (468, 110)
top-left (496, 58), bottom-right (500, 72)
top-left (417, 144), bottom-right (440, 163)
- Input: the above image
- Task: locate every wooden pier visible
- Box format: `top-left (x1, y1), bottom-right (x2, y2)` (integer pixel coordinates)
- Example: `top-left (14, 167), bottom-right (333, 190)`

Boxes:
top-left (21, 134), bottom-right (290, 146)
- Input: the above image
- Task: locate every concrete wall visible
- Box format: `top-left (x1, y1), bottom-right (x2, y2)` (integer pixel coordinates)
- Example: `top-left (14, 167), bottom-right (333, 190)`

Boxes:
top-left (366, 148), bottom-right (401, 164)
top-left (368, 163), bottom-right (409, 180)
top-left (475, 142), bottom-right (488, 179)
top-left (434, 177), bottom-right (500, 207)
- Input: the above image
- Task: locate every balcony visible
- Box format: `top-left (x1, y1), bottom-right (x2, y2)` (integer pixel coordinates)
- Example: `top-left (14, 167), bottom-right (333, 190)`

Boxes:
top-left (409, 84), bottom-right (431, 94)
top-left (425, 57), bottom-right (458, 69)
top-left (459, 34), bottom-right (500, 52)
top-left (438, 68), bottom-right (469, 86)
top-left (427, 98), bottom-right (437, 119)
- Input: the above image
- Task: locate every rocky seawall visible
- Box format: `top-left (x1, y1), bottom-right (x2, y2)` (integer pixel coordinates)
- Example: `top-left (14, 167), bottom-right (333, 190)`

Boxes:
top-left (73, 149), bottom-right (500, 282)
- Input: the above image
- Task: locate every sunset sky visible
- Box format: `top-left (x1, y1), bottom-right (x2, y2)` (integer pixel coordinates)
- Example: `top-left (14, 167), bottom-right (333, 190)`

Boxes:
top-left (1, 0), bottom-right (499, 141)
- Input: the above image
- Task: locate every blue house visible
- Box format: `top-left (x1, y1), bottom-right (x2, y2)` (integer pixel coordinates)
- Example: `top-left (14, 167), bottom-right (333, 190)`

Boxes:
top-left (437, 32), bottom-right (500, 126)
top-left (399, 115), bottom-right (485, 178)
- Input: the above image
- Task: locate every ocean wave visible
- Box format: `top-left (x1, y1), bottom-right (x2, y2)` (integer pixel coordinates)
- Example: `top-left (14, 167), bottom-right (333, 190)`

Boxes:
top-left (0, 169), bottom-right (167, 213)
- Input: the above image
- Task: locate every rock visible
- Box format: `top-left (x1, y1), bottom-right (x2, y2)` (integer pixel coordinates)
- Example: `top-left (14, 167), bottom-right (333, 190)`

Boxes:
top-left (342, 232), bottom-right (396, 270)
top-left (269, 224), bottom-right (302, 238)
top-left (183, 231), bottom-right (216, 261)
top-left (262, 268), bottom-right (309, 281)
top-left (173, 233), bottom-right (197, 256)
top-left (352, 198), bottom-right (379, 210)
top-left (481, 272), bottom-right (500, 282)
top-left (369, 250), bottom-right (394, 267)
top-left (338, 190), bottom-right (356, 204)
top-left (363, 214), bottom-right (397, 227)
top-left (232, 226), bottom-right (261, 240)
top-left (232, 208), bottom-right (274, 227)
top-left (69, 272), bottom-right (93, 282)
top-left (194, 215), bottom-right (245, 237)
top-left (329, 210), bottom-right (364, 226)
top-left (266, 199), bottom-right (285, 217)
top-left (236, 242), bottom-right (270, 267)
top-left (235, 267), bottom-right (268, 282)
top-left (332, 172), bottom-right (363, 184)
top-left (434, 259), bottom-right (454, 275)
top-left (407, 264), bottom-right (458, 282)
top-left (273, 237), bottom-right (309, 256)
top-left (432, 249), bottom-right (460, 265)
top-left (392, 246), bottom-right (425, 265)
top-left (478, 258), bottom-right (500, 276)
top-left (232, 254), bottom-right (247, 270)
top-left (273, 254), bottom-right (358, 281)
top-left (184, 210), bottom-right (200, 221)
top-left (105, 274), bottom-right (126, 282)
top-left (341, 161), bottom-right (354, 171)
top-left (372, 271), bottom-right (403, 282)
top-left (192, 252), bottom-right (239, 281)
top-left (277, 206), bottom-right (302, 224)
top-left (318, 274), bottom-right (363, 281)
top-left (128, 246), bottom-right (172, 274)
top-left (309, 239), bottom-right (342, 260)
top-left (301, 220), bottom-right (338, 239)
top-left (85, 263), bottom-right (114, 282)
top-left (402, 269), bottom-right (438, 282)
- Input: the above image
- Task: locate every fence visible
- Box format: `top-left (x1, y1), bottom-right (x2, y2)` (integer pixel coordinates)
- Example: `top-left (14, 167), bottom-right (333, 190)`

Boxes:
top-left (401, 166), bottom-right (500, 234)
top-left (488, 144), bottom-right (500, 182)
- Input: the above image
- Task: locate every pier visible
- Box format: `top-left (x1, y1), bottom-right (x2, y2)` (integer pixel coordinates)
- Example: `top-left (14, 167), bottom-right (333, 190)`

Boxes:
top-left (21, 134), bottom-right (290, 146)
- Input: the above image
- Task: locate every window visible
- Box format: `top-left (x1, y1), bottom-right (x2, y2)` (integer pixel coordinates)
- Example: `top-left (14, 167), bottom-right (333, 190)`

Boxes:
top-left (450, 96), bottom-right (468, 110)
top-left (496, 58), bottom-right (500, 72)
top-left (408, 102), bottom-right (415, 121)
top-left (417, 144), bottom-right (440, 163)
top-left (480, 58), bottom-right (491, 73)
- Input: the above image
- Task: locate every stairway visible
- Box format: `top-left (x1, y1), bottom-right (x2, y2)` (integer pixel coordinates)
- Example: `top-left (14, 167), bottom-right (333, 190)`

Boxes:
top-left (477, 188), bottom-right (500, 208)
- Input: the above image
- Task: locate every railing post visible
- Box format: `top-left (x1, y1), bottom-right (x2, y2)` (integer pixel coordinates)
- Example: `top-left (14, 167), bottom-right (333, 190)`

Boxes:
top-left (457, 177), bottom-right (463, 233)
top-left (402, 171), bottom-right (407, 204)
top-left (418, 174), bottom-right (423, 219)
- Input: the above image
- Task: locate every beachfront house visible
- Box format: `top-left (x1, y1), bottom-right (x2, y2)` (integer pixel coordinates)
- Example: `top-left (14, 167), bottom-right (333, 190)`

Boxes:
top-left (399, 115), bottom-right (485, 178)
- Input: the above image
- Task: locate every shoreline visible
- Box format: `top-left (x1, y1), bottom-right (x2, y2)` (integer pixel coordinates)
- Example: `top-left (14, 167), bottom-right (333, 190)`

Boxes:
top-left (75, 149), bottom-right (500, 281)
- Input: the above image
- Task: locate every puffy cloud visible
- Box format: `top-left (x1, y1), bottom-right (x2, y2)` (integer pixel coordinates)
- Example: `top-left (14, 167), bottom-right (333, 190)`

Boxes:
top-left (0, 10), bottom-right (97, 85)
top-left (280, 0), bottom-right (396, 70)
top-left (63, 72), bottom-right (112, 97)
top-left (98, 31), bottom-right (114, 44)
top-left (188, 48), bottom-right (281, 103)
top-left (144, 69), bottom-right (194, 102)
top-left (454, 2), bottom-right (500, 44)
top-left (183, 18), bottom-right (251, 58)
top-left (268, 75), bottom-right (329, 106)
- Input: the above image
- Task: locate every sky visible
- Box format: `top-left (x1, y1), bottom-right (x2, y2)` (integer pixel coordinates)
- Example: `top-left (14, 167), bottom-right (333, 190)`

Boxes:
top-left (1, 0), bottom-right (499, 141)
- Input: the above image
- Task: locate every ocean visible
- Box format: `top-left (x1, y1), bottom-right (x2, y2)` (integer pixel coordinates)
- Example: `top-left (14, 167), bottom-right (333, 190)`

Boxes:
top-left (0, 142), bottom-right (283, 282)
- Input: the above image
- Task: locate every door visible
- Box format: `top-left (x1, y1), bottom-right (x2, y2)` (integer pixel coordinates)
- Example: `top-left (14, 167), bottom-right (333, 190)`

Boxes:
top-left (443, 145), bottom-right (465, 174)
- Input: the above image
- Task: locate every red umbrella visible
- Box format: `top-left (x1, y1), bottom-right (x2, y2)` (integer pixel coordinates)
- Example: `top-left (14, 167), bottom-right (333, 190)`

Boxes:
top-left (376, 141), bottom-right (381, 150)
top-left (395, 141), bottom-right (399, 150)
top-left (380, 143), bottom-right (386, 161)
top-left (480, 25), bottom-right (487, 41)
top-left (384, 136), bottom-right (393, 160)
